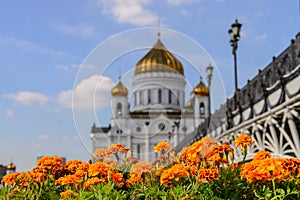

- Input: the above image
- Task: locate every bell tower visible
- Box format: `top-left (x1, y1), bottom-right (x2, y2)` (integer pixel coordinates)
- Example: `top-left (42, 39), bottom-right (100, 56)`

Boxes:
top-left (111, 77), bottom-right (129, 118)
top-left (193, 77), bottom-right (209, 127)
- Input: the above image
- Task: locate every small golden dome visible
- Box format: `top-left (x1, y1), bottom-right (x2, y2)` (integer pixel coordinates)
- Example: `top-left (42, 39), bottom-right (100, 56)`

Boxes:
top-left (6, 162), bottom-right (16, 171)
top-left (186, 98), bottom-right (194, 108)
top-left (134, 38), bottom-right (184, 75)
top-left (194, 79), bottom-right (209, 96)
top-left (111, 79), bottom-right (128, 97)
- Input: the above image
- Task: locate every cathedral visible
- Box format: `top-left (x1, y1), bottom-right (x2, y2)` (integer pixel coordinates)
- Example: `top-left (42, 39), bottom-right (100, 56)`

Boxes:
top-left (90, 33), bottom-right (211, 162)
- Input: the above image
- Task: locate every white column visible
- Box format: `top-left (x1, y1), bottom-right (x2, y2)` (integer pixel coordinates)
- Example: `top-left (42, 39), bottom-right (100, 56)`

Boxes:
top-left (127, 130), bottom-right (132, 149)
top-left (145, 125), bottom-right (150, 161)
top-left (153, 88), bottom-right (158, 104)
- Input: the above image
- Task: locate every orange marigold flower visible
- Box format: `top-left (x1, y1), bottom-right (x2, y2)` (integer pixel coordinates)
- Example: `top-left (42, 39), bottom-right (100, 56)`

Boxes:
top-left (205, 144), bottom-right (234, 165)
top-left (178, 147), bottom-right (188, 162)
top-left (126, 173), bottom-right (143, 188)
top-left (160, 164), bottom-right (189, 186)
top-left (187, 165), bottom-right (198, 177)
top-left (29, 167), bottom-right (48, 183)
top-left (56, 175), bottom-right (82, 186)
top-left (110, 172), bottom-right (124, 188)
top-left (198, 167), bottom-right (220, 183)
top-left (88, 162), bottom-right (110, 178)
top-left (37, 156), bottom-right (63, 175)
top-left (2, 172), bottom-right (29, 187)
top-left (183, 136), bottom-right (217, 165)
top-left (240, 158), bottom-right (291, 184)
top-left (74, 162), bottom-right (90, 178)
top-left (130, 162), bottom-right (154, 174)
top-left (154, 141), bottom-right (172, 152)
top-left (2, 172), bottom-right (19, 186)
top-left (283, 158), bottom-right (300, 173)
top-left (253, 150), bottom-right (271, 160)
top-left (60, 190), bottom-right (74, 199)
top-left (64, 160), bottom-right (83, 174)
top-left (83, 177), bottom-right (105, 189)
top-left (107, 144), bottom-right (130, 155)
top-left (93, 148), bottom-right (109, 160)
top-left (234, 134), bottom-right (254, 149)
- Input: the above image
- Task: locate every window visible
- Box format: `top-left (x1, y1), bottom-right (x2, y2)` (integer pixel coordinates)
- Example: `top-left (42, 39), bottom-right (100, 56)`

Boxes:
top-left (158, 123), bottom-right (165, 131)
top-left (158, 89), bottom-right (162, 103)
top-left (168, 90), bottom-right (172, 104)
top-left (148, 89), bottom-right (151, 104)
top-left (200, 102), bottom-right (205, 115)
top-left (116, 102), bottom-right (122, 115)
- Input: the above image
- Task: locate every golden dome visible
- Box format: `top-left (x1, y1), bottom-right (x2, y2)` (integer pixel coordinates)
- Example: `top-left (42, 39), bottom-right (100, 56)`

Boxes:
top-left (134, 38), bottom-right (184, 75)
top-left (6, 162), bottom-right (16, 171)
top-left (111, 79), bottom-right (128, 97)
top-left (186, 98), bottom-right (194, 108)
top-left (194, 79), bottom-right (209, 96)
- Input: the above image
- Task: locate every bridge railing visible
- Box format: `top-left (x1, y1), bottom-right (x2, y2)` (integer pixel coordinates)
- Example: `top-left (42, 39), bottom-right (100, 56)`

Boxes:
top-left (209, 32), bottom-right (300, 139)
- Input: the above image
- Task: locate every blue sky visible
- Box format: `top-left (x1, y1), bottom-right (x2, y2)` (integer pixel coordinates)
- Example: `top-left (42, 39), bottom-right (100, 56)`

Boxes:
top-left (0, 0), bottom-right (299, 171)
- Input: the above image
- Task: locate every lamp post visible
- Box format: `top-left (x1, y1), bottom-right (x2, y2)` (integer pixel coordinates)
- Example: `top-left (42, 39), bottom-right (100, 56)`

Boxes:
top-left (228, 19), bottom-right (242, 108)
top-left (206, 64), bottom-right (213, 122)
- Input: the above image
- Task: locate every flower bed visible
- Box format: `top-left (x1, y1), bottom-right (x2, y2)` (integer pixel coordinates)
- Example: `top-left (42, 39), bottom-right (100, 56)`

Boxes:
top-left (1, 134), bottom-right (300, 199)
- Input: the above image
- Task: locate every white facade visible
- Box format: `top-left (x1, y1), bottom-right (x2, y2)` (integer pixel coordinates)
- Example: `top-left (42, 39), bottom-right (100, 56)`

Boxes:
top-left (90, 37), bottom-right (210, 162)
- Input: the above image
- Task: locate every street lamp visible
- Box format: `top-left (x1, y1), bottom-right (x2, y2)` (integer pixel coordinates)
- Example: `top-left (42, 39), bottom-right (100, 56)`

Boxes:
top-left (228, 19), bottom-right (242, 109)
top-left (206, 64), bottom-right (213, 121)
top-left (228, 19), bottom-right (242, 92)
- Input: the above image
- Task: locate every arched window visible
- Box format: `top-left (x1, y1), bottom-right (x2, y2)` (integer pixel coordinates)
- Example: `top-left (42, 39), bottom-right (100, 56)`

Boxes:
top-left (117, 102), bottom-right (122, 115)
top-left (148, 89), bottom-right (151, 104)
top-left (158, 89), bottom-right (162, 103)
top-left (168, 90), bottom-right (172, 104)
top-left (200, 102), bottom-right (205, 115)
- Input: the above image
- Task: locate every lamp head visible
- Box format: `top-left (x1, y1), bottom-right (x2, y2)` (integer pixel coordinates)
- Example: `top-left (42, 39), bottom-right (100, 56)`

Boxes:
top-left (206, 64), bottom-right (214, 78)
top-left (231, 19), bottom-right (242, 38)
top-left (228, 29), bottom-right (235, 42)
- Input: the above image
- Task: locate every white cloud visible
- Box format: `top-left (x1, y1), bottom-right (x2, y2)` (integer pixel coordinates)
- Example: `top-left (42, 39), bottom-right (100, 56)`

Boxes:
top-left (166, 0), bottom-right (199, 5)
top-left (255, 33), bottom-right (267, 41)
top-left (6, 110), bottom-right (14, 117)
top-left (97, 0), bottom-right (158, 26)
top-left (0, 35), bottom-right (66, 57)
top-left (4, 91), bottom-right (49, 106)
top-left (37, 134), bottom-right (53, 140)
top-left (56, 63), bottom-right (94, 72)
top-left (58, 75), bottom-right (115, 110)
top-left (54, 24), bottom-right (96, 38)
